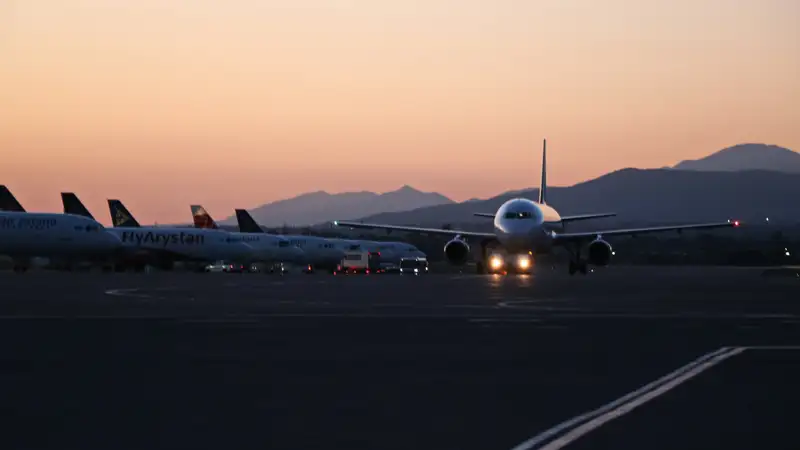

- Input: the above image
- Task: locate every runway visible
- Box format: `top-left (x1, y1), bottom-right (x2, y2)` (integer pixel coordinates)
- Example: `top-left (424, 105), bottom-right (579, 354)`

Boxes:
top-left (0, 267), bottom-right (798, 450)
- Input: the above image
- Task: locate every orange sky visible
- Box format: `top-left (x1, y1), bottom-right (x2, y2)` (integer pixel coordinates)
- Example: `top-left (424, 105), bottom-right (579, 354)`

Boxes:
top-left (1, 0), bottom-right (798, 224)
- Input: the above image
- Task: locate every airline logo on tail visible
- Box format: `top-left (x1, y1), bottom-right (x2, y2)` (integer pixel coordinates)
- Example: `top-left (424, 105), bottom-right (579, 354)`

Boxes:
top-left (108, 200), bottom-right (141, 228)
top-left (191, 205), bottom-right (218, 229)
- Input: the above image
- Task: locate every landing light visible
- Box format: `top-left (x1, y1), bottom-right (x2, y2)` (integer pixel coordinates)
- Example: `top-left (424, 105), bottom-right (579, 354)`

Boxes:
top-left (490, 256), bottom-right (504, 270)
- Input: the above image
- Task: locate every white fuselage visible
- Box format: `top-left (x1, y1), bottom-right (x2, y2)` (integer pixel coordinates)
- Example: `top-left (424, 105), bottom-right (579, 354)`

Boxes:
top-left (358, 240), bottom-right (427, 263)
top-left (492, 198), bottom-right (564, 253)
top-left (0, 212), bottom-right (122, 257)
top-left (109, 227), bottom-right (254, 262)
top-left (284, 235), bottom-right (346, 266)
top-left (227, 232), bottom-right (305, 263)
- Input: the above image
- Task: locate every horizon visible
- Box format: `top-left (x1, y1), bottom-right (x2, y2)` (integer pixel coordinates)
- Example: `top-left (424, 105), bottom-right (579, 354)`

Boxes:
top-left (2, 141), bottom-right (797, 225)
top-left (2, 1), bottom-right (798, 224)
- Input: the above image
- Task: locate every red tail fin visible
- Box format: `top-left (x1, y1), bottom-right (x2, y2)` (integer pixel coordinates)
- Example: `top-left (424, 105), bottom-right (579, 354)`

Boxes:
top-left (190, 205), bottom-right (218, 229)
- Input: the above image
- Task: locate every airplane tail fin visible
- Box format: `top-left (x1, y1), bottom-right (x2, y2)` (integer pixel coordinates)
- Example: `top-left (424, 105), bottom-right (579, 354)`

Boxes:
top-left (235, 209), bottom-right (264, 233)
top-left (0, 185), bottom-right (26, 212)
top-left (61, 192), bottom-right (94, 219)
top-left (538, 139), bottom-right (547, 204)
top-left (190, 205), bottom-right (219, 229)
top-left (107, 199), bottom-right (141, 227)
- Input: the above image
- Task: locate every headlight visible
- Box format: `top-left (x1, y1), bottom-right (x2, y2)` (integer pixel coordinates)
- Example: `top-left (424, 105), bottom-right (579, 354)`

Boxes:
top-left (490, 256), bottom-right (504, 270)
top-left (517, 256), bottom-right (530, 269)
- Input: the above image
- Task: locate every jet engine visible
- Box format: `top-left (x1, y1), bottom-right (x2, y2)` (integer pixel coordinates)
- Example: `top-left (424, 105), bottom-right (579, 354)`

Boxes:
top-left (444, 238), bottom-right (470, 265)
top-left (587, 239), bottom-right (613, 266)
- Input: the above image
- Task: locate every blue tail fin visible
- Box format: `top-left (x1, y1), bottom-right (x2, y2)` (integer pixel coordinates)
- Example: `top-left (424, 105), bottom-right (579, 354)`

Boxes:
top-left (235, 209), bottom-right (264, 233)
top-left (107, 199), bottom-right (141, 227)
top-left (0, 185), bottom-right (25, 212)
top-left (61, 193), bottom-right (94, 219)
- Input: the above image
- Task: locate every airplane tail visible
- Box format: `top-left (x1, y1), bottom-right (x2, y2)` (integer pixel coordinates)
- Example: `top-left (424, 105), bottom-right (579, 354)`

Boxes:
top-left (0, 185), bottom-right (26, 212)
top-left (190, 205), bottom-right (219, 229)
top-left (235, 209), bottom-right (264, 233)
top-left (538, 139), bottom-right (547, 204)
top-left (61, 192), bottom-right (95, 219)
top-left (107, 199), bottom-right (141, 227)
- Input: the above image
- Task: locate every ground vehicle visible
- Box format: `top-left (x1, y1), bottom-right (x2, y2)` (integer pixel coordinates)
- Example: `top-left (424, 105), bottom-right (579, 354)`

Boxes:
top-left (399, 257), bottom-right (429, 275)
top-left (204, 260), bottom-right (246, 273)
top-left (337, 251), bottom-right (382, 274)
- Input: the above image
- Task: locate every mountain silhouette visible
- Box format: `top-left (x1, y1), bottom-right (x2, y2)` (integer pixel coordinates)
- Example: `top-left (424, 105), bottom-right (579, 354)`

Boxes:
top-left (226, 185), bottom-right (453, 227)
top-left (350, 169), bottom-right (800, 227)
top-left (673, 143), bottom-right (800, 173)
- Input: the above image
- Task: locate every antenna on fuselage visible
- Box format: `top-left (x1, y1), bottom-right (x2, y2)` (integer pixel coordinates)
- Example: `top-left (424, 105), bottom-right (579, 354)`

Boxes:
top-left (538, 139), bottom-right (547, 204)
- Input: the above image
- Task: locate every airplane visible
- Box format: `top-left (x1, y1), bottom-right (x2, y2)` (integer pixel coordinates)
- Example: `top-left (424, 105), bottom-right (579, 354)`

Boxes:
top-left (353, 239), bottom-right (427, 264)
top-left (189, 205), bottom-right (305, 267)
top-left (0, 188), bottom-right (122, 272)
top-left (61, 193), bottom-right (255, 271)
top-left (231, 208), bottom-right (425, 271)
top-left (334, 139), bottom-right (741, 275)
top-left (234, 208), bottom-right (347, 272)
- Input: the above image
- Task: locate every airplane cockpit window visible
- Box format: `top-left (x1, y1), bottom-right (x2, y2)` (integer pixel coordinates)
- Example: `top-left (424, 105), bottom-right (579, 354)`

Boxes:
top-left (86, 225), bottom-right (100, 232)
top-left (279, 241), bottom-right (290, 247)
top-left (504, 211), bottom-right (533, 219)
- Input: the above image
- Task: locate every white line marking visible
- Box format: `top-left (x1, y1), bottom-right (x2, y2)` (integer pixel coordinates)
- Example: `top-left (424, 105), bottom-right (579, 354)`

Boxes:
top-left (510, 346), bottom-right (745, 450)
top-left (742, 345), bottom-right (800, 350)
top-left (104, 288), bottom-right (156, 299)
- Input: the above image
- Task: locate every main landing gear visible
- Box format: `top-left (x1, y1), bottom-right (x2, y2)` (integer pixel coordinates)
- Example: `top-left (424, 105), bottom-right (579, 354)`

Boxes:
top-left (566, 245), bottom-right (589, 276)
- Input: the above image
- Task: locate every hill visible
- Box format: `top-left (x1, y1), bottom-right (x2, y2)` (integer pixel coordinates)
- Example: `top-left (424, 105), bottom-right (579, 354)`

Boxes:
top-left (226, 185), bottom-right (453, 227)
top-left (346, 169), bottom-right (800, 229)
top-left (673, 144), bottom-right (800, 173)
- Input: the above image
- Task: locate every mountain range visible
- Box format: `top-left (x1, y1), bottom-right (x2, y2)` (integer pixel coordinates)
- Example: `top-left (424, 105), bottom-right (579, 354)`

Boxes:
top-left (673, 143), bottom-right (800, 173)
top-left (352, 168), bottom-right (800, 229)
top-left (229, 143), bottom-right (800, 228)
top-left (223, 185), bottom-right (453, 227)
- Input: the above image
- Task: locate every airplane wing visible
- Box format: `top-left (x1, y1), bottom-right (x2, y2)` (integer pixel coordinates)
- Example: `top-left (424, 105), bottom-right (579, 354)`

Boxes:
top-left (333, 220), bottom-right (496, 238)
top-left (474, 212), bottom-right (616, 222)
top-left (554, 220), bottom-right (740, 243)
top-left (561, 212), bottom-right (616, 222)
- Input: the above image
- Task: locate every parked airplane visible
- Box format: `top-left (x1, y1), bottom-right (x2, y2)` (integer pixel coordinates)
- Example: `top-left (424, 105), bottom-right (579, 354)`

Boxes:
top-left (335, 139), bottom-right (740, 275)
top-left (234, 208), bottom-right (346, 272)
top-left (61, 193), bottom-right (255, 271)
top-left (189, 205), bottom-right (304, 265)
top-left (0, 188), bottom-right (122, 271)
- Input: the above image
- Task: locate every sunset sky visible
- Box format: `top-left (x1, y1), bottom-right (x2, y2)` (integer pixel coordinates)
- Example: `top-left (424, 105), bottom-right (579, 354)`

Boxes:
top-left (1, 0), bottom-right (798, 224)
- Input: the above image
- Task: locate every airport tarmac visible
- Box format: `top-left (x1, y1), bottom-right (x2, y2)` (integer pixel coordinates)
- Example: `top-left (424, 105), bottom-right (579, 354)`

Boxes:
top-left (0, 266), bottom-right (798, 450)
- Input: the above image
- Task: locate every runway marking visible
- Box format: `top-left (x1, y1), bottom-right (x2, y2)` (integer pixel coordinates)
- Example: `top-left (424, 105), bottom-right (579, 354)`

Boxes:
top-left (104, 288), bottom-right (157, 300)
top-left (741, 345), bottom-right (800, 350)
top-left (510, 346), bottom-right (745, 450)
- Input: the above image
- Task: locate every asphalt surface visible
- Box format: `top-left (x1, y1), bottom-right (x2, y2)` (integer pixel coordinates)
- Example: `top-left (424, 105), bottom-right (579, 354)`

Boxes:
top-left (0, 266), bottom-right (798, 450)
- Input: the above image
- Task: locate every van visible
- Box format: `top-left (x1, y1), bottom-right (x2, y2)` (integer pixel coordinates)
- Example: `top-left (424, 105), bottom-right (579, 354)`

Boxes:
top-left (399, 257), bottom-right (429, 275)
